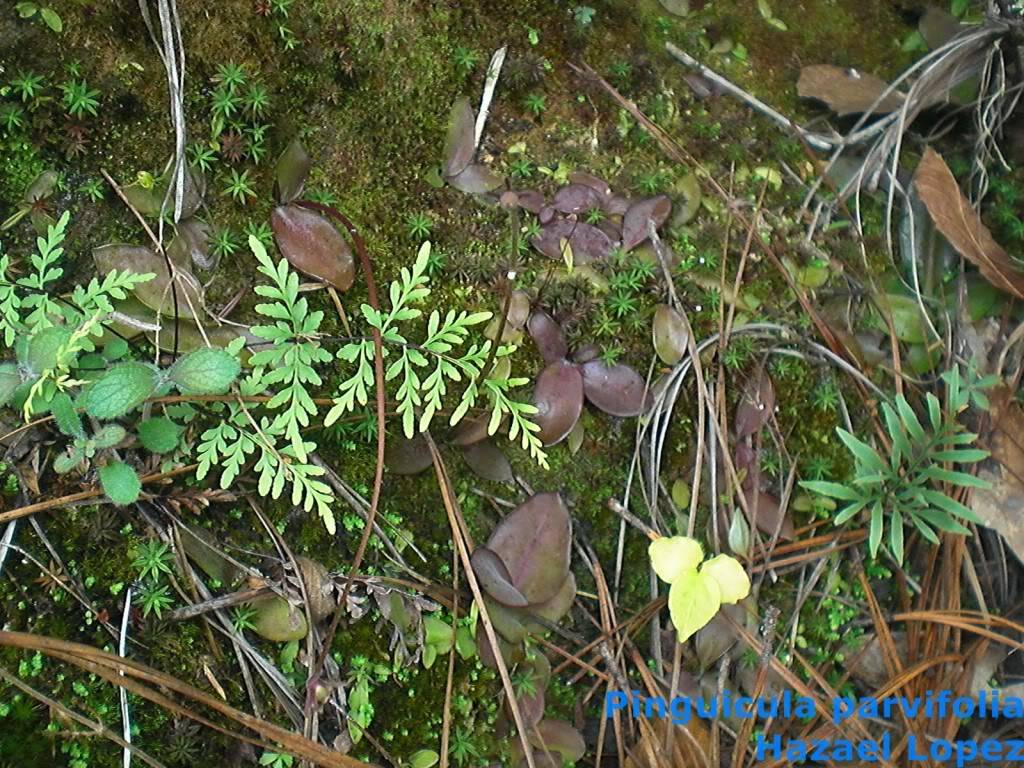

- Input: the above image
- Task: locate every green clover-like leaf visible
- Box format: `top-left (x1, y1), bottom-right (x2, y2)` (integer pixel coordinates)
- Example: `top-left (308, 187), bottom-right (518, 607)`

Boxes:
top-left (648, 535), bottom-right (703, 584)
top-left (700, 554), bottom-right (750, 604)
top-left (668, 569), bottom-right (721, 643)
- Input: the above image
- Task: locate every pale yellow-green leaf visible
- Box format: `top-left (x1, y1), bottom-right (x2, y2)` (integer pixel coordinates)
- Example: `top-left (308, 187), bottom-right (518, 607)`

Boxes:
top-left (668, 569), bottom-right (721, 642)
top-left (648, 536), bottom-right (703, 585)
top-left (700, 554), bottom-right (751, 604)
top-left (727, 511), bottom-right (750, 558)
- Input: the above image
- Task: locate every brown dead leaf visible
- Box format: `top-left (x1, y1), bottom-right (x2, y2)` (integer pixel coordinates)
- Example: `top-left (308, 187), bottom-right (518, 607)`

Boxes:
top-left (971, 385), bottom-right (1024, 564)
top-left (797, 64), bottom-right (904, 116)
top-left (915, 148), bottom-right (1024, 299)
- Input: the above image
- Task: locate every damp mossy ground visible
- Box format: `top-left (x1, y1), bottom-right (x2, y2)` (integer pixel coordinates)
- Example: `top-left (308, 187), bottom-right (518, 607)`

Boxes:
top-left (0, 0), bottom-right (915, 765)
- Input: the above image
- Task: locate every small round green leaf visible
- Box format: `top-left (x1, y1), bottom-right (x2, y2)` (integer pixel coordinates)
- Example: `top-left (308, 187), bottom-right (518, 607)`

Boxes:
top-left (671, 477), bottom-right (691, 509)
top-left (0, 364), bottom-right (23, 406)
top-left (137, 417), bottom-right (181, 453)
top-left (84, 363), bottom-right (158, 420)
top-left (168, 348), bottom-right (240, 394)
top-left (252, 596), bottom-right (308, 642)
top-left (93, 424), bottom-right (127, 449)
top-left (40, 7), bottom-right (62, 32)
top-left (49, 392), bottom-right (84, 438)
top-left (25, 326), bottom-right (71, 374)
top-left (653, 304), bottom-right (689, 365)
top-left (53, 452), bottom-right (84, 475)
top-left (727, 511), bottom-right (750, 558)
top-left (454, 625), bottom-right (476, 660)
top-left (99, 461), bottom-right (142, 506)
top-left (409, 750), bottom-right (439, 768)
top-left (102, 338), bottom-right (130, 361)
top-left (423, 615), bottom-right (453, 651)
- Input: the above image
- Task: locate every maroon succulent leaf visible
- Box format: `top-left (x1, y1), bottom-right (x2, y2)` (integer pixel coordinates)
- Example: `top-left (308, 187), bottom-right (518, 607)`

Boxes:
top-left (509, 653), bottom-right (551, 727)
top-left (487, 290), bottom-right (531, 342)
top-left (683, 72), bottom-right (720, 100)
top-left (482, 596), bottom-right (528, 643)
top-left (734, 369), bottom-right (775, 439)
top-left (124, 167), bottom-right (206, 219)
top-left (652, 303), bottom-right (689, 365)
top-left (121, 182), bottom-right (163, 218)
top-left (175, 166), bottom-right (207, 219)
top-left (512, 747), bottom-right (560, 768)
top-left (181, 166), bottom-right (206, 218)
top-left (471, 547), bottom-right (529, 607)
top-left (442, 97), bottom-right (476, 178)
top-left (486, 492), bottom-right (572, 604)
top-left (531, 219), bottom-right (614, 263)
top-left (450, 413), bottom-right (494, 446)
top-left (462, 439), bottom-right (514, 483)
top-left (516, 684), bottom-right (546, 728)
top-left (448, 163), bottom-right (505, 194)
top-left (567, 171), bottom-right (612, 198)
top-left (743, 488), bottom-right (795, 540)
top-left (571, 343), bottom-right (600, 364)
top-left (528, 720), bottom-right (586, 763)
top-left (523, 573), bottom-right (576, 634)
top-left (580, 360), bottom-right (648, 417)
top-left (500, 190), bottom-right (520, 209)
top-left (597, 219), bottom-right (623, 242)
top-left (512, 189), bottom-right (545, 214)
top-left (516, 688), bottom-right (548, 729)
top-left (94, 244), bottom-right (204, 320)
top-left (552, 184), bottom-right (602, 215)
top-left (538, 205), bottom-right (556, 225)
top-left (476, 626), bottom-right (523, 669)
top-left (533, 361), bottom-right (584, 446)
top-left (168, 218), bottom-right (213, 269)
top-left (528, 311), bottom-right (568, 365)
top-left (694, 601), bottom-right (746, 670)
top-left (271, 204), bottom-right (356, 291)
top-left (384, 435), bottom-right (433, 475)
top-left (274, 138), bottom-right (311, 204)
top-left (622, 195), bottom-right (672, 251)
top-left (733, 442), bottom-right (757, 490)
top-left (605, 194), bottom-right (632, 216)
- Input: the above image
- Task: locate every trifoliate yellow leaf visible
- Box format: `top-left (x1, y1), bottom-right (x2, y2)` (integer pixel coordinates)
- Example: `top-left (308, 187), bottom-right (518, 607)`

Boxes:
top-left (700, 554), bottom-right (751, 604)
top-left (668, 569), bottom-right (721, 642)
top-left (648, 536), bottom-right (703, 584)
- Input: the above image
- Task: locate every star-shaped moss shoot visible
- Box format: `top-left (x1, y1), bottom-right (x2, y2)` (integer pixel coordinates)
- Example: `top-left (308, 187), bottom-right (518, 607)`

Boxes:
top-left (648, 536), bottom-right (751, 642)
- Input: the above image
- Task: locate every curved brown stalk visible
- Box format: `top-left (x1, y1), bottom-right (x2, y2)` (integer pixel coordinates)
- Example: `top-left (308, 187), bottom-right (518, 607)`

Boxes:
top-left (0, 464), bottom-right (197, 525)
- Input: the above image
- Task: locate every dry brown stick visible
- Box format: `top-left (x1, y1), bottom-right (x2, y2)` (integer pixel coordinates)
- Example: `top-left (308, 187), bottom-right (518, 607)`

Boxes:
top-left (0, 464), bottom-right (197, 525)
top-left (0, 631), bottom-right (371, 768)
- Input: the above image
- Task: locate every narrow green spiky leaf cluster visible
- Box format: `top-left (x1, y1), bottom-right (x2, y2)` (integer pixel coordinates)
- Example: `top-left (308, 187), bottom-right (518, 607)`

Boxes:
top-left (802, 366), bottom-right (992, 564)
